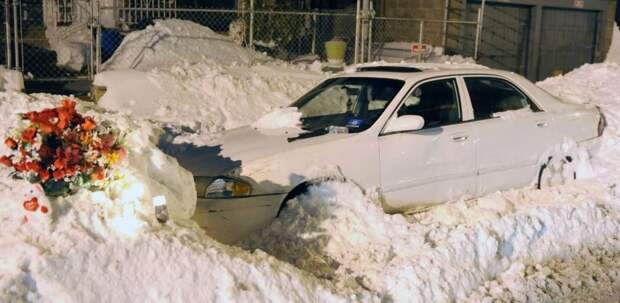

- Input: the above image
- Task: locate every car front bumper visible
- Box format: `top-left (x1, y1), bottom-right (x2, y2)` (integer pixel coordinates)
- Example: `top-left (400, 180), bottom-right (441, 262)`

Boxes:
top-left (192, 193), bottom-right (286, 244)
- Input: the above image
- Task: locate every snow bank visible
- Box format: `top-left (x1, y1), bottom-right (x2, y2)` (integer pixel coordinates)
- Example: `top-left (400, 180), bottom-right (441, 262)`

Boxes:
top-left (95, 60), bottom-right (324, 145)
top-left (45, 24), bottom-right (91, 72)
top-left (242, 180), bottom-right (620, 302)
top-left (0, 67), bottom-right (23, 92)
top-left (103, 19), bottom-right (270, 71)
top-left (0, 93), bottom-right (368, 302)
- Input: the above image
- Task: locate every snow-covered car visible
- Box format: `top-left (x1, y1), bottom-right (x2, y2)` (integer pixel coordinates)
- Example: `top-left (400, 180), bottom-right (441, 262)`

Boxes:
top-left (178, 64), bottom-right (605, 243)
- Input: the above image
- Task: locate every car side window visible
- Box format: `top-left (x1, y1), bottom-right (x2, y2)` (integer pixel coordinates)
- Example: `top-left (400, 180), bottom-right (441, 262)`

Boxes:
top-left (464, 77), bottom-right (541, 120)
top-left (397, 78), bottom-right (461, 129)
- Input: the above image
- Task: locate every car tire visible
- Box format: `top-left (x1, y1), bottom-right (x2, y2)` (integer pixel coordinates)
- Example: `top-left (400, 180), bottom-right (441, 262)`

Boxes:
top-left (277, 183), bottom-right (310, 217)
top-left (537, 155), bottom-right (577, 189)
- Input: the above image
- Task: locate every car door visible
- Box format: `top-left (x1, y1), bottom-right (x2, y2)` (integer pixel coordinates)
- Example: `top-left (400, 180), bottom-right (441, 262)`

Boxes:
top-left (379, 77), bottom-right (477, 211)
top-left (462, 76), bottom-right (557, 195)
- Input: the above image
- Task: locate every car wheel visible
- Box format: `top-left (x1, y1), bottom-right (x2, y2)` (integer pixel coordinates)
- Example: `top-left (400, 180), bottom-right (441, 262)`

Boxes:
top-left (277, 183), bottom-right (310, 217)
top-left (537, 155), bottom-right (577, 189)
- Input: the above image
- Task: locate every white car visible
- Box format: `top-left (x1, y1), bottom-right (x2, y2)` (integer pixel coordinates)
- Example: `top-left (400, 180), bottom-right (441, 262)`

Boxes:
top-left (177, 64), bottom-right (605, 243)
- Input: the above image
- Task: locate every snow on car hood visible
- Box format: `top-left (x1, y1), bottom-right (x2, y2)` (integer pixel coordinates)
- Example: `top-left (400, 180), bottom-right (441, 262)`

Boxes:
top-left (168, 125), bottom-right (348, 177)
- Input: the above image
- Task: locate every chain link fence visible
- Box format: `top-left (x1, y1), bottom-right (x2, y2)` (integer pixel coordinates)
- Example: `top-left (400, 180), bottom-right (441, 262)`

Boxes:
top-left (2, 2), bottom-right (483, 82)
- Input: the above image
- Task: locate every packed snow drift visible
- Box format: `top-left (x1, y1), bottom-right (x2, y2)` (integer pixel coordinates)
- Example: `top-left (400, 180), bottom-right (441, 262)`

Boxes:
top-left (103, 19), bottom-right (270, 71)
top-left (95, 20), bottom-right (325, 145)
top-left (0, 93), bottom-right (367, 302)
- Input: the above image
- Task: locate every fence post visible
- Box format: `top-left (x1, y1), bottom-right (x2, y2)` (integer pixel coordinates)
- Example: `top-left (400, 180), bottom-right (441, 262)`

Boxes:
top-left (474, 0), bottom-right (486, 60)
top-left (354, 0), bottom-right (361, 64)
top-left (311, 12), bottom-right (317, 55)
top-left (442, 0), bottom-right (449, 47)
top-left (5, 0), bottom-right (11, 69)
top-left (12, 0), bottom-right (19, 70)
top-left (367, 6), bottom-right (373, 62)
top-left (96, 0), bottom-right (102, 74)
top-left (249, 0), bottom-right (254, 50)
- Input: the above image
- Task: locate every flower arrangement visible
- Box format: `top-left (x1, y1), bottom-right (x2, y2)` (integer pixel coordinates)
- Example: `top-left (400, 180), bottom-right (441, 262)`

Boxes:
top-left (0, 99), bottom-right (127, 198)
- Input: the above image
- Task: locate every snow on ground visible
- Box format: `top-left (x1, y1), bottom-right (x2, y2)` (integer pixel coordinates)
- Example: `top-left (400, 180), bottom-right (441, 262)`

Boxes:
top-left (0, 93), bottom-right (371, 303)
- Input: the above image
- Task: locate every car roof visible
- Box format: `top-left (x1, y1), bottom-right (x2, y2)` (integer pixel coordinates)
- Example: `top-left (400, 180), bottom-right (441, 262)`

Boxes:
top-left (338, 62), bottom-right (515, 82)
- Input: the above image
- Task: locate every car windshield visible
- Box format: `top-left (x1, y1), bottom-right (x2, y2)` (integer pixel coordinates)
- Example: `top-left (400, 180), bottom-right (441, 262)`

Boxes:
top-left (291, 77), bottom-right (404, 136)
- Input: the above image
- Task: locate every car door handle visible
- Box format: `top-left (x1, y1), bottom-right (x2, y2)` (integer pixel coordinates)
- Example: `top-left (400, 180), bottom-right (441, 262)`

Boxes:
top-left (536, 121), bottom-right (548, 128)
top-left (451, 135), bottom-right (469, 142)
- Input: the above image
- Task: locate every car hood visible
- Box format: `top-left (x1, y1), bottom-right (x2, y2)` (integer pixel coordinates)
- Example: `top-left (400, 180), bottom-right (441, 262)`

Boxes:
top-left (171, 126), bottom-right (333, 176)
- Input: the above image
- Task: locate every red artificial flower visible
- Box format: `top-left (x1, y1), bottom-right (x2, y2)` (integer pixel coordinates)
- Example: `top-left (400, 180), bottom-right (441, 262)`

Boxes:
top-left (53, 169), bottom-right (66, 181)
top-left (38, 145), bottom-right (53, 161)
top-left (38, 169), bottom-right (50, 182)
top-left (21, 127), bottom-right (37, 143)
top-left (4, 137), bottom-right (17, 150)
top-left (81, 117), bottom-right (96, 131)
top-left (23, 197), bottom-right (39, 212)
top-left (53, 158), bottom-right (66, 170)
top-left (24, 111), bottom-right (37, 121)
top-left (0, 156), bottom-right (12, 167)
top-left (25, 162), bottom-right (41, 172)
top-left (92, 166), bottom-right (106, 181)
top-left (65, 166), bottom-right (78, 177)
top-left (38, 121), bottom-right (56, 135)
top-left (13, 161), bottom-right (26, 172)
top-left (40, 206), bottom-right (49, 214)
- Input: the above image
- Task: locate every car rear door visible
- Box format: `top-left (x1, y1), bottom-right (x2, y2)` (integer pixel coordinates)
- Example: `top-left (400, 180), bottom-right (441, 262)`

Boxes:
top-left (462, 76), bottom-right (557, 195)
top-left (379, 77), bottom-right (477, 211)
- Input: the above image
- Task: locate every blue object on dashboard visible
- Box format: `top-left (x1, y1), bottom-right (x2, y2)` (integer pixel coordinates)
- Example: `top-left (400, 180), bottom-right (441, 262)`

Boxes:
top-left (346, 118), bottom-right (364, 128)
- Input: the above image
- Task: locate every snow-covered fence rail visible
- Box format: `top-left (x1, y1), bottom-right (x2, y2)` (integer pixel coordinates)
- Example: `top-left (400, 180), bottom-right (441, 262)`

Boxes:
top-left (116, 0), bottom-right (177, 25)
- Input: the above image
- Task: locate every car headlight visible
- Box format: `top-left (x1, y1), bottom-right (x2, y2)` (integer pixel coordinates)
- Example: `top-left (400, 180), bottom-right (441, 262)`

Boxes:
top-left (204, 176), bottom-right (252, 198)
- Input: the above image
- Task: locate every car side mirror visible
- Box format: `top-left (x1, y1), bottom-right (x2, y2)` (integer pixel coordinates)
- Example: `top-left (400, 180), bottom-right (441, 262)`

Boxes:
top-left (384, 115), bottom-right (425, 133)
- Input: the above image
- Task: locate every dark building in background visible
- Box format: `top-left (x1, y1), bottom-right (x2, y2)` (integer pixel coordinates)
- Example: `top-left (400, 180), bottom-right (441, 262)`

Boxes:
top-left (378, 0), bottom-right (617, 80)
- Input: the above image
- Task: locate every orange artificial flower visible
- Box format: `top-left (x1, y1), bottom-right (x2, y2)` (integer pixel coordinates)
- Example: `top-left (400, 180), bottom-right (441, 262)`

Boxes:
top-left (62, 99), bottom-right (76, 110)
top-left (21, 127), bottom-right (37, 143)
top-left (40, 206), bottom-right (49, 214)
top-left (4, 137), bottom-right (17, 150)
top-left (23, 197), bottom-right (39, 212)
top-left (92, 167), bottom-right (105, 180)
top-left (0, 156), bottom-right (12, 167)
top-left (81, 117), bottom-right (96, 131)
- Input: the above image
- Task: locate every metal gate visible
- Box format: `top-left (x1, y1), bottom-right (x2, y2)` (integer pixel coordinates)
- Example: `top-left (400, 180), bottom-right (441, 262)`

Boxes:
top-left (2, 0), bottom-right (94, 82)
top-left (466, 2), bottom-right (531, 75)
top-left (538, 8), bottom-right (598, 80)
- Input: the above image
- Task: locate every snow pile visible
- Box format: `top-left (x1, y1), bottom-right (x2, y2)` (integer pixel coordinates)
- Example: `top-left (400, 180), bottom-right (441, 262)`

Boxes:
top-left (0, 67), bottom-right (24, 92)
top-left (103, 19), bottom-right (270, 71)
top-left (45, 24), bottom-right (91, 71)
top-left (243, 180), bottom-right (620, 301)
top-left (95, 60), bottom-right (324, 145)
top-left (607, 23), bottom-right (620, 64)
top-left (0, 93), bottom-right (368, 302)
